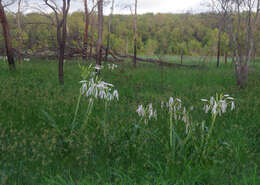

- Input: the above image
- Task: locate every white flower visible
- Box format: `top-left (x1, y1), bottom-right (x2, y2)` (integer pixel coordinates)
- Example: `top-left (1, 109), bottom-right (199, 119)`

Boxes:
top-left (113, 90), bottom-right (119, 100)
top-left (108, 63), bottom-right (118, 71)
top-left (220, 100), bottom-right (227, 113)
top-left (136, 103), bottom-right (157, 123)
top-left (212, 102), bottom-right (217, 115)
top-left (169, 97), bottom-right (174, 106)
top-left (148, 106), bottom-right (153, 119)
top-left (210, 97), bottom-right (215, 105)
top-left (95, 65), bottom-right (103, 70)
top-left (80, 77), bottom-right (119, 102)
top-left (161, 101), bottom-right (164, 109)
top-left (203, 105), bottom-right (210, 113)
top-left (202, 94), bottom-right (236, 116)
top-left (136, 105), bottom-right (145, 117)
top-left (231, 101), bottom-right (235, 111)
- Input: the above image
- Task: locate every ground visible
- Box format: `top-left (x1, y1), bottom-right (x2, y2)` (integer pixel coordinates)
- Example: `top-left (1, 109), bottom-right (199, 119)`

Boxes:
top-left (0, 58), bottom-right (259, 185)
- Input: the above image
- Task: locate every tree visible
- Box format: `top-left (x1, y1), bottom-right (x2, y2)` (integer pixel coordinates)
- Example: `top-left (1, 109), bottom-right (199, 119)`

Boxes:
top-left (208, 0), bottom-right (230, 67)
top-left (43, 0), bottom-right (71, 84)
top-left (105, 0), bottom-right (114, 61)
top-left (230, 0), bottom-right (260, 88)
top-left (83, 0), bottom-right (96, 59)
top-left (133, 0), bottom-right (137, 67)
top-left (0, 0), bottom-right (16, 71)
top-left (16, 0), bottom-right (23, 63)
top-left (96, 0), bottom-right (103, 67)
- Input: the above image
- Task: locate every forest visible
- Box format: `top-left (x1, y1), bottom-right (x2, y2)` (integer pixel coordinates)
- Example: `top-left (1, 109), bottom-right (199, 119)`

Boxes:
top-left (1, 11), bottom-right (260, 59)
top-left (0, 0), bottom-right (260, 184)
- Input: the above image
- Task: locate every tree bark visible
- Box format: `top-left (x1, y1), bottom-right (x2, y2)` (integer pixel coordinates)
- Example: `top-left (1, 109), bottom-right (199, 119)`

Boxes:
top-left (233, 0), bottom-right (260, 88)
top-left (0, 1), bottom-right (15, 71)
top-left (89, 12), bottom-right (95, 59)
top-left (83, 0), bottom-right (89, 60)
top-left (216, 27), bottom-right (222, 67)
top-left (17, 0), bottom-right (22, 63)
top-left (96, 0), bottom-right (103, 66)
top-left (133, 0), bottom-right (137, 68)
top-left (44, 0), bottom-right (71, 84)
top-left (105, 0), bottom-right (114, 61)
top-left (224, 51), bottom-right (228, 64)
top-left (181, 51), bottom-right (184, 64)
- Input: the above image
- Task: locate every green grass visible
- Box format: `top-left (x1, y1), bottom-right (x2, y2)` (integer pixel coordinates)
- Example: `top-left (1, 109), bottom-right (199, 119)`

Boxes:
top-left (0, 59), bottom-right (259, 185)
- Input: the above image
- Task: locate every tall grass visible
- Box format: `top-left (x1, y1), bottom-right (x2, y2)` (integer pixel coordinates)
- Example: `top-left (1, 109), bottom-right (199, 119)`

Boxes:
top-left (0, 59), bottom-right (259, 184)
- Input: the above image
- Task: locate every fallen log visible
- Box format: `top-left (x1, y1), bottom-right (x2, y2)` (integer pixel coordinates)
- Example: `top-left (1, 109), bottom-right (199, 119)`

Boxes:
top-left (118, 54), bottom-right (200, 68)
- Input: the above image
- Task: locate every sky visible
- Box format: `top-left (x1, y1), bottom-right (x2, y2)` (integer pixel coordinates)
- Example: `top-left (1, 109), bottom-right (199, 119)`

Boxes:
top-left (5, 0), bottom-right (207, 14)
top-left (70, 0), bottom-right (206, 15)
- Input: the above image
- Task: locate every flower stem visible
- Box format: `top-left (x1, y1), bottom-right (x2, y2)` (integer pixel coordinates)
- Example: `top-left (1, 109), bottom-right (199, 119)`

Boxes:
top-left (72, 91), bottom-right (82, 124)
top-left (83, 98), bottom-right (94, 129)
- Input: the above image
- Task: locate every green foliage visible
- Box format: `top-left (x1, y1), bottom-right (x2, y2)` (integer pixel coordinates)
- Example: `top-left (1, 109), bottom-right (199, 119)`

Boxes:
top-left (3, 12), bottom-right (258, 57)
top-left (0, 60), bottom-right (259, 184)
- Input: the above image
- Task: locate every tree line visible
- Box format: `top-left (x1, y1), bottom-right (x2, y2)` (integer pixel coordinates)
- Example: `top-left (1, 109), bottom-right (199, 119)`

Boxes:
top-left (0, 0), bottom-right (259, 88)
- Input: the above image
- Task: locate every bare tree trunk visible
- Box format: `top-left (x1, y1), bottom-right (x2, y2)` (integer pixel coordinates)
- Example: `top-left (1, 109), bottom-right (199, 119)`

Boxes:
top-left (83, 0), bottom-right (89, 60)
top-left (0, 1), bottom-right (15, 71)
top-left (224, 50), bottom-right (228, 64)
top-left (17, 0), bottom-right (22, 63)
top-left (133, 0), bottom-right (137, 68)
top-left (89, 12), bottom-right (95, 59)
top-left (228, 18), bottom-right (235, 64)
top-left (216, 27), bottom-right (222, 67)
top-left (58, 20), bottom-right (68, 85)
top-left (234, 0), bottom-right (259, 88)
top-left (44, 0), bottom-right (71, 84)
top-left (181, 51), bottom-right (184, 64)
top-left (105, 0), bottom-right (114, 61)
top-left (96, 0), bottom-right (103, 66)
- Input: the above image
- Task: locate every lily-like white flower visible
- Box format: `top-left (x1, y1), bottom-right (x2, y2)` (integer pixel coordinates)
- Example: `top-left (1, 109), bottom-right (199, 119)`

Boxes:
top-left (201, 94), bottom-right (235, 116)
top-left (108, 63), bottom-right (118, 71)
top-left (136, 105), bottom-right (145, 117)
top-left (113, 90), bottom-right (119, 100)
top-left (231, 101), bottom-right (235, 111)
top-left (136, 103), bottom-right (157, 123)
top-left (161, 101), bottom-right (164, 109)
top-left (95, 65), bottom-right (103, 70)
top-left (80, 77), bottom-right (119, 102)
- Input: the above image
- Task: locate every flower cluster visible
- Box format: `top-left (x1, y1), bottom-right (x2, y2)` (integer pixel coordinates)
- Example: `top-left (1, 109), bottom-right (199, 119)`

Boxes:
top-left (136, 103), bottom-right (157, 124)
top-left (80, 76), bottom-right (119, 101)
top-left (107, 63), bottom-right (118, 71)
top-left (0, 56), bottom-right (7, 61)
top-left (95, 65), bottom-right (104, 71)
top-left (201, 94), bottom-right (235, 116)
top-left (162, 97), bottom-right (191, 121)
top-left (24, 58), bottom-right (30, 62)
top-left (162, 97), bottom-right (194, 134)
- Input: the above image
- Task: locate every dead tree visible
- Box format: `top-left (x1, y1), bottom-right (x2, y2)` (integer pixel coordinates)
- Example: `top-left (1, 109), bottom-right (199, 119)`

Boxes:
top-left (133, 0), bottom-right (137, 68)
top-left (83, 0), bottom-right (97, 60)
top-left (89, 12), bottom-right (96, 58)
top-left (105, 0), bottom-right (114, 61)
top-left (16, 0), bottom-right (22, 63)
top-left (231, 0), bottom-right (260, 88)
top-left (0, 0), bottom-right (16, 71)
top-left (96, 0), bottom-right (103, 66)
top-left (43, 0), bottom-right (71, 84)
top-left (210, 0), bottom-right (230, 67)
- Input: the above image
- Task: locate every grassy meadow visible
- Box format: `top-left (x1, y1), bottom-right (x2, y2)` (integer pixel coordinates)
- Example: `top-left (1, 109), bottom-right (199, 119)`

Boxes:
top-left (0, 58), bottom-right (259, 185)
